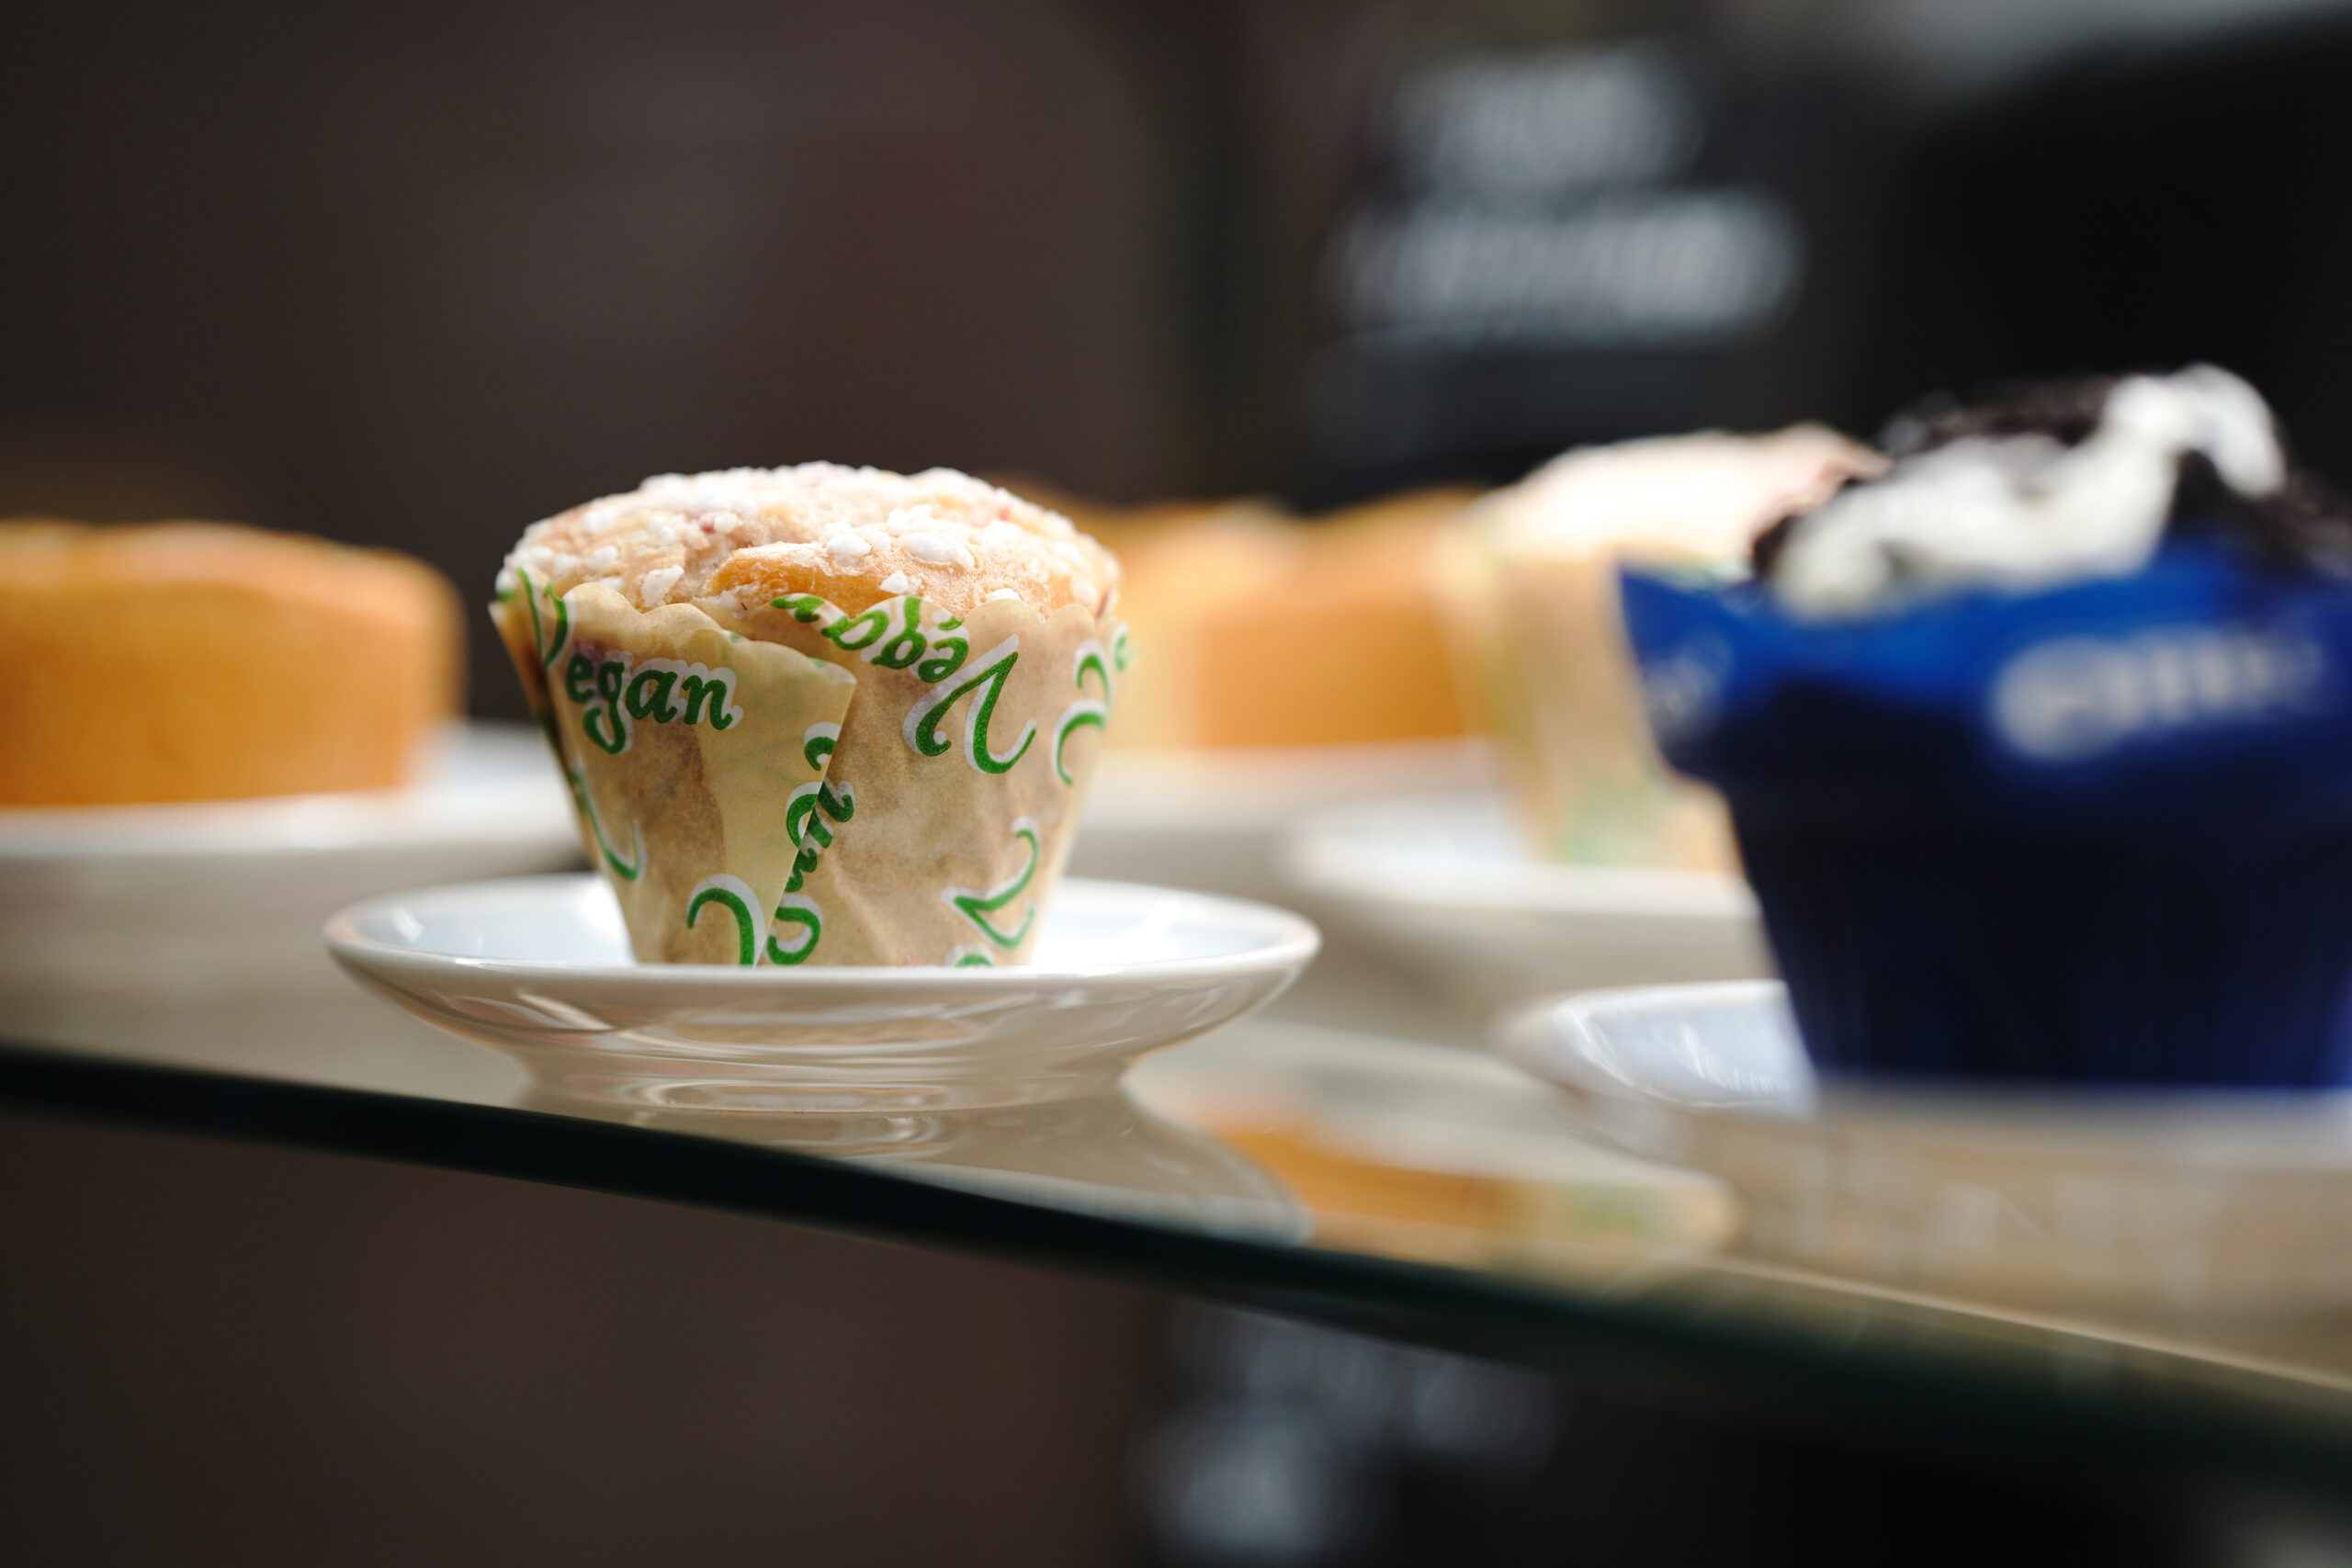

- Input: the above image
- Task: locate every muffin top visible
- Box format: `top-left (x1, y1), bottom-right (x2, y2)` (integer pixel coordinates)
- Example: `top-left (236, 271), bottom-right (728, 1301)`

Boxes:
top-left (499, 464), bottom-right (1119, 621)
top-left (1475, 428), bottom-right (1881, 565)
top-left (3, 518), bottom-right (457, 628)
top-left (1757, 366), bottom-right (2352, 618)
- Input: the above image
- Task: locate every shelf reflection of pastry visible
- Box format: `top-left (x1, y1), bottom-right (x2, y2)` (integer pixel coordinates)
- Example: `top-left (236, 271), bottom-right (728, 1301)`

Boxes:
top-left (1131, 1022), bottom-right (1736, 1274)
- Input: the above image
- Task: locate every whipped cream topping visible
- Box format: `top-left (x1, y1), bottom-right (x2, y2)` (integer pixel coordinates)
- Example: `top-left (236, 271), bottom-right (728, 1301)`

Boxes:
top-left (1767, 366), bottom-right (2287, 618)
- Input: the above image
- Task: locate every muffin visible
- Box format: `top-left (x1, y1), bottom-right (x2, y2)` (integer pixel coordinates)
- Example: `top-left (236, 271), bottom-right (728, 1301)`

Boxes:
top-left (1182, 489), bottom-right (1482, 749)
top-left (1621, 367), bottom-right (2352, 1085)
top-left (1038, 495), bottom-right (1296, 750)
top-left (1000, 482), bottom-right (1480, 750)
top-left (494, 465), bottom-right (1124, 967)
top-left (0, 519), bottom-right (461, 807)
top-left (1437, 431), bottom-right (1878, 869)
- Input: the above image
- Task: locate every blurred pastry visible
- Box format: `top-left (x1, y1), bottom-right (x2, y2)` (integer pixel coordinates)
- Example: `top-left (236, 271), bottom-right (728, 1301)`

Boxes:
top-left (496, 464), bottom-right (1123, 966)
top-left (1001, 479), bottom-right (1482, 750)
top-left (1441, 430), bottom-right (1878, 869)
top-left (1623, 367), bottom-right (2352, 1085)
top-left (0, 519), bottom-right (460, 807)
top-left (1192, 488), bottom-right (1482, 749)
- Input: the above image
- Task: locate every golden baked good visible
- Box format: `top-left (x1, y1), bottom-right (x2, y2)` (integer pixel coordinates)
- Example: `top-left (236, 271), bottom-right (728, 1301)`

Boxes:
top-left (495, 464), bottom-right (1124, 967)
top-left (1191, 489), bottom-right (1479, 748)
top-left (513, 466), bottom-right (1115, 623)
top-left (1074, 499), bottom-right (1294, 749)
top-left (0, 519), bottom-right (461, 807)
top-left (1000, 482), bottom-right (1481, 750)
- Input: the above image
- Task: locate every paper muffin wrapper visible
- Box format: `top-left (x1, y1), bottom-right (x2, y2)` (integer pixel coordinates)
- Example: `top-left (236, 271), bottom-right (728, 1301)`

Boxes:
top-left (495, 571), bottom-right (1125, 967)
top-left (497, 578), bottom-right (856, 964)
top-left (1430, 526), bottom-right (1733, 870)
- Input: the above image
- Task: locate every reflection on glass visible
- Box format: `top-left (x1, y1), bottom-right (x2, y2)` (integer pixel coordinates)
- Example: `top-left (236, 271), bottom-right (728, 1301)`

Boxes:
top-left (517, 1078), bottom-right (1306, 1241)
top-left (1145, 1305), bottom-right (1556, 1568)
top-left (1134, 1021), bottom-right (1736, 1276)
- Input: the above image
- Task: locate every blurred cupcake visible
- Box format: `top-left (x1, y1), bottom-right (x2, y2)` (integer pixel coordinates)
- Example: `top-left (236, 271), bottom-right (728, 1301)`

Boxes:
top-left (494, 466), bottom-right (1123, 967)
top-left (1622, 367), bottom-right (2352, 1085)
top-left (1438, 430), bottom-right (1877, 869)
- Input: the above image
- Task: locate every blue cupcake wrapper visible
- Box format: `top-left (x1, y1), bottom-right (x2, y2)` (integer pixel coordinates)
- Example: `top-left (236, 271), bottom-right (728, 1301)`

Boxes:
top-left (1736, 811), bottom-right (2352, 1086)
top-left (1621, 538), bottom-right (2352, 1086)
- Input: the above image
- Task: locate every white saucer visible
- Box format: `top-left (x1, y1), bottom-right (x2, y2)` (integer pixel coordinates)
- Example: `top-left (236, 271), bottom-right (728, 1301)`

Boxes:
top-left (1498, 980), bottom-right (2352, 1314)
top-left (326, 874), bottom-right (1320, 1114)
top-left (1279, 792), bottom-right (1770, 1013)
top-left (0, 724), bottom-right (581, 1005)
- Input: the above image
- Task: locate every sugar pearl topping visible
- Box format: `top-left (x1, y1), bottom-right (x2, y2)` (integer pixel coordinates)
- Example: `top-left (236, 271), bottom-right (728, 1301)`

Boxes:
top-left (502, 462), bottom-right (1118, 620)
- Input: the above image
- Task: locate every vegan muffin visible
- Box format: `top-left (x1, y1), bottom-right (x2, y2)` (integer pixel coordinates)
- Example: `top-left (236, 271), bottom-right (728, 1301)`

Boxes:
top-left (495, 464), bottom-right (1125, 968)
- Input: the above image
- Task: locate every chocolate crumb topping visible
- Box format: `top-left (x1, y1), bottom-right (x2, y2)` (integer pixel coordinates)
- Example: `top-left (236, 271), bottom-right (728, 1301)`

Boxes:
top-left (1879, 376), bottom-right (2120, 457)
top-left (1750, 474), bottom-right (1870, 577)
top-left (2171, 457), bottom-right (2352, 575)
top-left (1758, 370), bottom-right (2352, 598)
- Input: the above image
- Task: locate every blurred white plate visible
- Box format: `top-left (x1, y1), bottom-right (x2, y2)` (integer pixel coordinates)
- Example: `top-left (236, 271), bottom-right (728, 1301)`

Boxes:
top-left (1070, 739), bottom-right (1494, 904)
top-left (1279, 792), bottom-right (1770, 1014)
top-left (327, 874), bottom-right (1319, 1115)
top-left (0, 724), bottom-right (581, 1005)
top-left (1498, 981), bottom-right (2352, 1314)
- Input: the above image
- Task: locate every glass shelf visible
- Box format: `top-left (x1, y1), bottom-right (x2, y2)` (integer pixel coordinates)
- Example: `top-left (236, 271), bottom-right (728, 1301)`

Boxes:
top-left (8, 966), bottom-right (2352, 1501)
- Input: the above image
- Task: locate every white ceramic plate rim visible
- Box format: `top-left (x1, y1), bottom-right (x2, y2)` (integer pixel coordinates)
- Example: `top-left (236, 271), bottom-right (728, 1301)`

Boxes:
top-left (0, 724), bottom-right (569, 859)
top-left (1082, 739), bottom-right (1495, 832)
top-left (1495, 979), bottom-right (1795, 1104)
top-left (1282, 794), bottom-right (1754, 919)
top-left (1497, 979), bottom-right (2352, 1142)
top-left (326, 874), bottom-right (1323, 992)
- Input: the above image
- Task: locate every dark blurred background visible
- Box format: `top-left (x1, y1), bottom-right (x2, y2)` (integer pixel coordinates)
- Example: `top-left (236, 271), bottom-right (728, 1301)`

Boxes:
top-left (13, 1), bottom-right (2352, 1562)
top-left (13, 0), bottom-right (2352, 717)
